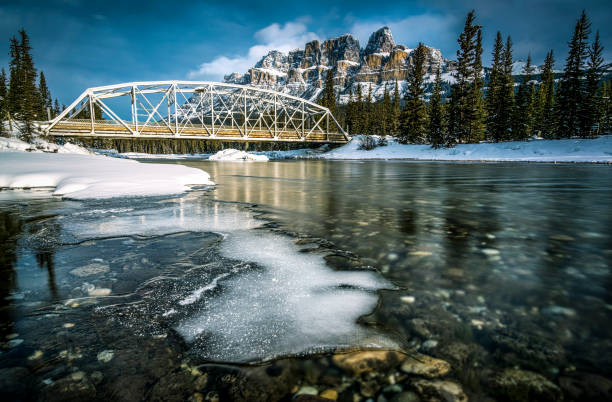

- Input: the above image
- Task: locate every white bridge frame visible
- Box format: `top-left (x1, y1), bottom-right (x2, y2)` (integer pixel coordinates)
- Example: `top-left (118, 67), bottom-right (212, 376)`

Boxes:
top-left (44, 81), bottom-right (349, 143)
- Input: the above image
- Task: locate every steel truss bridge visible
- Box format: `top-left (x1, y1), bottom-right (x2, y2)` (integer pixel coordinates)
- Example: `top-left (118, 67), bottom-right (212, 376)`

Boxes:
top-left (44, 81), bottom-right (349, 144)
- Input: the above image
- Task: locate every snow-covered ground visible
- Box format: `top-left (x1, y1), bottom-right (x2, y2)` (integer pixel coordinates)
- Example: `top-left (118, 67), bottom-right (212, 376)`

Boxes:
top-left (0, 136), bottom-right (91, 154)
top-left (93, 149), bottom-right (213, 160)
top-left (1, 136), bottom-right (214, 199)
top-left (321, 135), bottom-right (612, 163)
top-left (93, 147), bottom-right (326, 161)
top-left (90, 137), bottom-right (612, 163)
top-left (209, 149), bottom-right (269, 161)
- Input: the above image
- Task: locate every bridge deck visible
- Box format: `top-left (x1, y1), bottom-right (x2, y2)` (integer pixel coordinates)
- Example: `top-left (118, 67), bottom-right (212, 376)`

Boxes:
top-left (49, 121), bottom-right (348, 143)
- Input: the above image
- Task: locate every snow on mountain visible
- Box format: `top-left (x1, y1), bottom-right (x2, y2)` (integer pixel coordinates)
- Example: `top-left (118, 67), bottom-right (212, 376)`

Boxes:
top-left (185, 26), bottom-right (609, 113)
top-left (222, 26), bottom-right (454, 104)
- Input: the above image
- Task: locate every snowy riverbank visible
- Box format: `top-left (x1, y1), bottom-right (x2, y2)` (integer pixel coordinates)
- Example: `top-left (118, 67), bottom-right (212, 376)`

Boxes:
top-left (321, 135), bottom-right (612, 163)
top-left (91, 136), bottom-right (612, 163)
top-left (0, 137), bottom-right (214, 199)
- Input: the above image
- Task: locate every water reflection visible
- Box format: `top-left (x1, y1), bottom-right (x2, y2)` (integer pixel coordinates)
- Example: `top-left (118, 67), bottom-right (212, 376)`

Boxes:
top-left (0, 211), bottom-right (21, 338)
top-left (35, 252), bottom-right (58, 300)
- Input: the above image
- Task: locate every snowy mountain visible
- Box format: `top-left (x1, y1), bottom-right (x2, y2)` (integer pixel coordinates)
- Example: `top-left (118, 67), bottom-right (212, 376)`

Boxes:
top-left (192, 26), bottom-right (611, 108)
top-left (223, 27), bottom-right (456, 104)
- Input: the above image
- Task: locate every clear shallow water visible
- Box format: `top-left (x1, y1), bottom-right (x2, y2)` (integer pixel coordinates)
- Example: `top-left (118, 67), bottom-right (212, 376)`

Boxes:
top-left (183, 160), bottom-right (612, 391)
top-left (1, 160), bottom-right (611, 401)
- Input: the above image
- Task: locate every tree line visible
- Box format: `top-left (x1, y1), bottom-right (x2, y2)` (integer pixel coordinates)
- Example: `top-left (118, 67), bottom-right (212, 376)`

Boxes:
top-left (0, 30), bottom-right (64, 137)
top-left (319, 10), bottom-right (610, 148)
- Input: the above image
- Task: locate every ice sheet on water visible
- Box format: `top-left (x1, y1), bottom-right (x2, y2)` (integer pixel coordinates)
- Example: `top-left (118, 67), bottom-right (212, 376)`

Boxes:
top-left (58, 195), bottom-right (396, 363)
top-left (56, 195), bottom-right (261, 241)
top-left (176, 229), bottom-right (397, 362)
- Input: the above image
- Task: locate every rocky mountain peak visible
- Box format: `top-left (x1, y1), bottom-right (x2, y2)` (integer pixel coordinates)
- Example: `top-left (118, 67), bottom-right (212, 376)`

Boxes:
top-left (223, 26), bottom-right (454, 104)
top-left (321, 34), bottom-right (360, 65)
top-left (365, 26), bottom-right (396, 55)
top-left (254, 50), bottom-right (288, 72)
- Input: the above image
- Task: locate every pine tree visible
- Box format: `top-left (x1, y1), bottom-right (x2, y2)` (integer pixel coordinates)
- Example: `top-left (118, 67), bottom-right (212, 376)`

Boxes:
top-left (392, 80), bottom-right (401, 135)
top-left (355, 83), bottom-right (365, 134)
top-left (469, 28), bottom-right (486, 142)
top-left (400, 42), bottom-right (428, 143)
top-left (498, 36), bottom-right (515, 140)
top-left (599, 81), bottom-right (611, 133)
top-left (381, 85), bottom-right (392, 136)
top-left (428, 68), bottom-right (445, 148)
top-left (7, 36), bottom-right (21, 117)
top-left (12, 29), bottom-right (41, 137)
top-left (38, 71), bottom-right (52, 120)
top-left (345, 87), bottom-right (356, 134)
top-left (351, 83), bottom-right (364, 134)
top-left (53, 98), bottom-right (60, 118)
top-left (556, 10), bottom-right (591, 137)
top-left (379, 85), bottom-right (390, 145)
top-left (486, 32), bottom-right (504, 140)
top-left (0, 68), bottom-right (6, 135)
top-left (93, 102), bottom-right (103, 120)
top-left (580, 30), bottom-right (604, 136)
top-left (365, 85), bottom-right (373, 135)
top-left (534, 50), bottom-right (556, 138)
top-left (319, 69), bottom-right (338, 118)
top-left (512, 54), bottom-right (536, 139)
top-left (447, 10), bottom-right (485, 144)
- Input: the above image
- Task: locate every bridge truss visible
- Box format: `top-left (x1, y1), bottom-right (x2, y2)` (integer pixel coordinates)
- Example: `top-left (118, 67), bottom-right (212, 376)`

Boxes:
top-left (44, 81), bottom-right (349, 143)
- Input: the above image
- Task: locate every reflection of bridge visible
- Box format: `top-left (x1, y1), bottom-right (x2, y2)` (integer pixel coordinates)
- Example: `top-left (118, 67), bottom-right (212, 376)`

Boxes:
top-left (44, 81), bottom-right (349, 144)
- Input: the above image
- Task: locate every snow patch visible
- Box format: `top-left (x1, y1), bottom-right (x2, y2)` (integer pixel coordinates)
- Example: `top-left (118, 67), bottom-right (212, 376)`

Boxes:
top-left (320, 136), bottom-right (612, 163)
top-left (0, 136), bottom-right (92, 155)
top-left (209, 149), bottom-right (269, 161)
top-left (0, 152), bottom-right (214, 199)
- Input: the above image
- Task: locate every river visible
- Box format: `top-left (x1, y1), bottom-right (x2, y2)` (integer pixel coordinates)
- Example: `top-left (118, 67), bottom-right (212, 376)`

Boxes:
top-left (1, 160), bottom-right (611, 401)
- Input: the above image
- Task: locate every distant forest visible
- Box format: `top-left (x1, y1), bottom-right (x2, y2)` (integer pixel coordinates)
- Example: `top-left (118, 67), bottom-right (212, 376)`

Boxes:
top-left (319, 10), bottom-right (610, 149)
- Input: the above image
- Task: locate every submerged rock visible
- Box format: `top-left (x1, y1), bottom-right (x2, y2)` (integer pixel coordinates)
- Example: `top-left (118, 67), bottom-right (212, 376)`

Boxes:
top-left (319, 389), bottom-right (338, 400)
top-left (295, 385), bottom-right (319, 396)
top-left (88, 287), bottom-right (112, 297)
top-left (558, 371), bottom-right (612, 401)
top-left (69, 263), bottom-right (109, 277)
top-left (400, 354), bottom-right (451, 378)
top-left (412, 380), bottom-right (467, 402)
top-left (332, 350), bottom-right (406, 376)
top-left (97, 349), bottom-right (115, 363)
top-left (489, 368), bottom-right (562, 402)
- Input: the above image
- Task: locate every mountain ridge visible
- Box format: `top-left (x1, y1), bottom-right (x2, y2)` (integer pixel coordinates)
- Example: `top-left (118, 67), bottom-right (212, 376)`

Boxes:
top-left (224, 27), bottom-right (454, 104)
top-left (219, 26), bottom-right (611, 105)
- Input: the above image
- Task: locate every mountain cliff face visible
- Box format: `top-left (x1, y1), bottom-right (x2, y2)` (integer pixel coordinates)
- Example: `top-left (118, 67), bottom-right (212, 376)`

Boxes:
top-left (224, 27), bottom-right (456, 104)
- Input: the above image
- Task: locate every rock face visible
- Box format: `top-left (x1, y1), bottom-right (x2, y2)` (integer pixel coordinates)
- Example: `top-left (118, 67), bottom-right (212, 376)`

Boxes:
top-left (224, 26), bottom-right (453, 104)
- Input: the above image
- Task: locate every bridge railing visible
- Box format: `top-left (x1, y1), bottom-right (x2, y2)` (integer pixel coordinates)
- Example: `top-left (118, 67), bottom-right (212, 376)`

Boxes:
top-left (45, 81), bottom-right (349, 143)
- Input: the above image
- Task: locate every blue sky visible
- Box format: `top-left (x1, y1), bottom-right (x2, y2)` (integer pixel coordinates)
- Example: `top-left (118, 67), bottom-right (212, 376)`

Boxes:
top-left (0, 0), bottom-right (610, 105)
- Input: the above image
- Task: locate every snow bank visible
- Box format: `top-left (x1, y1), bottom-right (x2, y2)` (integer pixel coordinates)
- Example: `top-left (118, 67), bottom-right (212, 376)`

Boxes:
top-left (96, 147), bottom-right (322, 161)
top-left (0, 152), bottom-right (214, 199)
top-left (209, 149), bottom-right (269, 161)
top-left (0, 137), bottom-right (36, 152)
top-left (321, 135), bottom-right (612, 163)
top-left (0, 136), bottom-right (92, 154)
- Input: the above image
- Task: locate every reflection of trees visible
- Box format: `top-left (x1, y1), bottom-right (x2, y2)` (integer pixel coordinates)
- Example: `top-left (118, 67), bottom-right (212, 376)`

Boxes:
top-left (0, 211), bottom-right (22, 338)
top-left (36, 252), bottom-right (59, 300)
top-left (28, 218), bottom-right (61, 301)
top-left (442, 180), bottom-right (500, 285)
